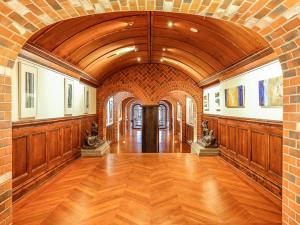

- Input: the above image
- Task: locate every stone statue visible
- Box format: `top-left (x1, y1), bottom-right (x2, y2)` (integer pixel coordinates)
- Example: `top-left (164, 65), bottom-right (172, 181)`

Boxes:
top-left (91, 121), bottom-right (98, 136)
top-left (199, 121), bottom-right (217, 148)
top-left (82, 121), bottom-right (103, 149)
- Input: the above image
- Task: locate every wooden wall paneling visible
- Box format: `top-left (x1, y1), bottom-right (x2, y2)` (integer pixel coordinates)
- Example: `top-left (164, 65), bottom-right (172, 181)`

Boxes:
top-left (12, 115), bottom-right (96, 201)
top-left (47, 128), bottom-right (61, 169)
top-left (202, 114), bottom-right (282, 198)
top-left (218, 119), bottom-right (227, 152)
top-left (62, 125), bottom-right (73, 160)
top-left (72, 122), bottom-right (81, 155)
top-left (12, 136), bottom-right (29, 186)
top-left (249, 123), bottom-right (269, 173)
top-left (227, 120), bottom-right (237, 157)
top-left (31, 132), bottom-right (47, 175)
top-left (236, 123), bottom-right (249, 164)
top-left (268, 125), bottom-right (283, 182)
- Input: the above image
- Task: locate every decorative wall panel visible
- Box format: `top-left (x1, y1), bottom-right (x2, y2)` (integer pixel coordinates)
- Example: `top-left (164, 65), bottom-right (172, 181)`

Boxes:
top-left (12, 114), bottom-right (96, 201)
top-left (202, 115), bottom-right (282, 198)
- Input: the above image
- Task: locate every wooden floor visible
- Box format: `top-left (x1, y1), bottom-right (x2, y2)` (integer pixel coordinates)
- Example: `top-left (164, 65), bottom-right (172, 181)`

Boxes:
top-left (110, 129), bottom-right (190, 153)
top-left (13, 153), bottom-right (282, 225)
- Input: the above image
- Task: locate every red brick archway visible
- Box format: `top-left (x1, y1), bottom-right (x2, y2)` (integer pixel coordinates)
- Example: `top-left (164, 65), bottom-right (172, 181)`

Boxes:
top-left (0, 2), bottom-right (299, 223)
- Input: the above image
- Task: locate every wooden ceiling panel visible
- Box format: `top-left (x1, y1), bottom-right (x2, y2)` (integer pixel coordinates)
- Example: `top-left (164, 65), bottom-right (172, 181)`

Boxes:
top-left (25, 11), bottom-right (270, 84)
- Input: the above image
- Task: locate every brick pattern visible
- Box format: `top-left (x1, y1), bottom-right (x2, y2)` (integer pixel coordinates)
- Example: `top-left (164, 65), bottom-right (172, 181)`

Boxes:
top-left (0, 1), bottom-right (299, 224)
top-left (0, 75), bottom-right (12, 225)
top-left (97, 64), bottom-right (203, 140)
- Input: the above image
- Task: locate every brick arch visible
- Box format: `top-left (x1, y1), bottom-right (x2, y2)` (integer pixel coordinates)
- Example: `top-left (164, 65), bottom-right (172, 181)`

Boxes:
top-left (153, 81), bottom-right (202, 139)
top-left (0, 2), bottom-right (299, 224)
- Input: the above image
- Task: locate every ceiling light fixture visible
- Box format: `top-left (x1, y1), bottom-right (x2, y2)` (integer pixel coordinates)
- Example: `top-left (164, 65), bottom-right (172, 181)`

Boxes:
top-left (160, 58), bottom-right (164, 62)
top-left (162, 48), bottom-right (166, 51)
top-left (115, 46), bottom-right (136, 55)
top-left (190, 27), bottom-right (198, 33)
top-left (137, 57), bottom-right (141, 62)
top-left (127, 22), bottom-right (134, 27)
top-left (167, 21), bottom-right (173, 28)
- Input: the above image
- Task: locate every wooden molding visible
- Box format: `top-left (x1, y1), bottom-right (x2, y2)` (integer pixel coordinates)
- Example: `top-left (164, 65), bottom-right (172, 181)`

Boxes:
top-left (202, 114), bottom-right (282, 126)
top-left (198, 47), bottom-right (277, 87)
top-left (20, 43), bottom-right (99, 86)
top-left (13, 114), bottom-right (97, 128)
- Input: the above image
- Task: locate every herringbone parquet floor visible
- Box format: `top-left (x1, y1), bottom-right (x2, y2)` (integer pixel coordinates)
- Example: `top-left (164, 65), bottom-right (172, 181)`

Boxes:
top-left (13, 154), bottom-right (282, 225)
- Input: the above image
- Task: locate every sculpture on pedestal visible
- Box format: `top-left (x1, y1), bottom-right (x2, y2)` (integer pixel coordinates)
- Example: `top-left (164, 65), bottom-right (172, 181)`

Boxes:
top-left (82, 121), bottom-right (103, 149)
top-left (199, 121), bottom-right (217, 148)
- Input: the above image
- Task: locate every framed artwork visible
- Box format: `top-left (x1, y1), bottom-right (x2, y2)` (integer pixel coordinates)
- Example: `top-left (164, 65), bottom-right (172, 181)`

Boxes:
top-left (177, 102), bottom-right (182, 120)
top-left (84, 86), bottom-right (89, 113)
top-left (215, 92), bottom-right (221, 111)
top-left (225, 85), bottom-right (245, 108)
top-left (259, 76), bottom-right (283, 107)
top-left (19, 62), bottom-right (38, 118)
top-left (64, 78), bottom-right (74, 115)
top-left (203, 94), bottom-right (209, 111)
top-left (186, 97), bottom-right (194, 125)
top-left (106, 97), bottom-right (113, 125)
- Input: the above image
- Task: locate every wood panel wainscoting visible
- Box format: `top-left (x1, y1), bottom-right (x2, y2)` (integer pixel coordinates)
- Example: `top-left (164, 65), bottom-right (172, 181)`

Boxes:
top-left (185, 124), bottom-right (194, 144)
top-left (202, 115), bottom-right (282, 198)
top-left (12, 114), bottom-right (97, 201)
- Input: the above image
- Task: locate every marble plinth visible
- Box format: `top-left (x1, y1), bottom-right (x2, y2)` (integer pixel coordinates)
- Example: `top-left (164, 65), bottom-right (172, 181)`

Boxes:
top-left (81, 141), bottom-right (110, 157)
top-left (191, 142), bottom-right (219, 156)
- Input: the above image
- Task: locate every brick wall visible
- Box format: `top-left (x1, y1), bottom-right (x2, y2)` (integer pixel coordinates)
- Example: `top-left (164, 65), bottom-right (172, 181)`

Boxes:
top-left (97, 64), bottom-right (203, 140)
top-left (0, 75), bottom-right (12, 225)
top-left (0, 1), bottom-right (299, 224)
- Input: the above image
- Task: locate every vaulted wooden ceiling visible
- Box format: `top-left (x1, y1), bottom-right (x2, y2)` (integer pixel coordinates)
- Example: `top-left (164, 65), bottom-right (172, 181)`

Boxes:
top-left (26, 11), bottom-right (270, 84)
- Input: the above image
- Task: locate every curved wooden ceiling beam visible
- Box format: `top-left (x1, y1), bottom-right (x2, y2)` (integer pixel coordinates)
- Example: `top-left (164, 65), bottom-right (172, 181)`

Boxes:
top-left (154, 28), bottom-right (243, 60)
top-left (66, 28), bottom-right (148, 64)
top-left (153, 13), bottom-right (267, 53)
top-left (85, 44), bottom-right (148, 75)
top-left (78, 38), bottom-right (147, 68)
top-left (152, 46), bottom-right (217, 74)
top-left (153, 38), bottom-right (225, 69)
top-left (151, 51), bottom-right (210, 78)
top-left (52, 16), bottom-right (148, 58)
top-left (29, 12), bottom-right (147, 46)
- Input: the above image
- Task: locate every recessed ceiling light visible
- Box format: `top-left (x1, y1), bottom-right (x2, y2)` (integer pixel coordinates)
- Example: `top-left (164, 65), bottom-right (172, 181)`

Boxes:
top-left (167, 21), bottom-right (173, 28)
top-left (115, 46), bottom-right (135, 55)
top-left (190, 27), bottom-right (198, 33)
top-left (160, 58), bottom-right (164, 62)
top-left (137, 57), bottom-right (141, 62)
top-left (162, 48), bottom-right (166, 51)
top-left (128, 22), bottom-right (134, 27)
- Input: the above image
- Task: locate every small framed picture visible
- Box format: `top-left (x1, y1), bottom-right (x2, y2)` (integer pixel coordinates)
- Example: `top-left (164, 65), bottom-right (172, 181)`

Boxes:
top-left (19, 62), bottom-right (38, 118)
top-left (84, 86), bottom-right (89, 114)
top-left (203, 93), bottom-right (209, 111)
top-left (64, 78), bottom-right (74, 115)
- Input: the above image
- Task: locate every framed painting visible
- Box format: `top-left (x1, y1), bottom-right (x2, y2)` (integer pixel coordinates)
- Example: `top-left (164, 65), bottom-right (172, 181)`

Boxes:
top-left (64, 78), bottom-right (74, 115)
top-left (225, 85), bottom-right (245, 108)
top-left (84, 86), bottom-right (89, 113)
top-left (177, 102), bottom-right (181, 120)
top-left (215, 92), bottom-right (220, 111)
top-left (203, 94), bottom-right (209, 111)
top-left (259, 76), bottom-right (283, 107)
top-left (19, 62), bottom-right (38, 118)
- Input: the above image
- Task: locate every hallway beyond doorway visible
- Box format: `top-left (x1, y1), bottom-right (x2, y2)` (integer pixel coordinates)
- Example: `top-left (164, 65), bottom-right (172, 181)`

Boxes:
top-left (110, 129), bottom-right (190, 153)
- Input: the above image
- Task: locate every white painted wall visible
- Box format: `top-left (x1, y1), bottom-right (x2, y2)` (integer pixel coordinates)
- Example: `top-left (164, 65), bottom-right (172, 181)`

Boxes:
top-left (203, 60), bottom-right (283, 121)
top-left (12, 57), bottom-right (97, 121)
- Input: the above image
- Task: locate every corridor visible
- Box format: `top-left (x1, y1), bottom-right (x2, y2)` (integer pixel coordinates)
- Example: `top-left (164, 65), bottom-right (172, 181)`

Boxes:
top-left (110, 129), bottom-right (191, 153)
top-left (0, 1), bottom-right (298, 224)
